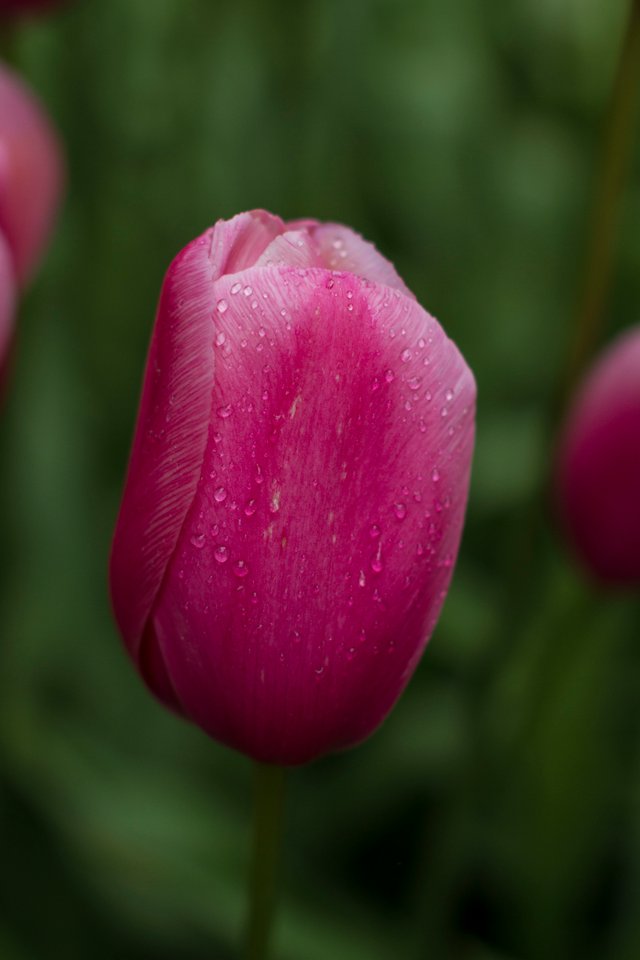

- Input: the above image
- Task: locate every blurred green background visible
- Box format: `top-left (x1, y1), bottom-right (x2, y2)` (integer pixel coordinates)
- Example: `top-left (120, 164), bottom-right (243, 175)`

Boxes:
top-left (1, 0), bottom-right (639, 958)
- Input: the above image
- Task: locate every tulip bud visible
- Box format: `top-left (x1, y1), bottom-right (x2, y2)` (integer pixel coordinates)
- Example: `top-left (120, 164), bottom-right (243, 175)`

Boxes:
top-left (556, 327), bottom-right (640, 586)
top-left (0, 230), bottom-right (15, 392)
top-left (110, 211), bottom-right (476, 765)
top-left (0, 63), bottom-right (63, 285)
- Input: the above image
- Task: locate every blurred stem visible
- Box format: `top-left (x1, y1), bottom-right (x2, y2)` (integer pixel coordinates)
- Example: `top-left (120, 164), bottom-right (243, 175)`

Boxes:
top-left (561, 0), bottom-right (640, 408)
top-left (245, 763), bottom-right (286, 960)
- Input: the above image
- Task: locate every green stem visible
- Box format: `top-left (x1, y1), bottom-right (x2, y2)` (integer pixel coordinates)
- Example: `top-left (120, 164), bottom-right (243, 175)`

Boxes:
top-left (246, 763), bottom-right (286, 960)
top-left (562, 0), bottom-right (640, 407)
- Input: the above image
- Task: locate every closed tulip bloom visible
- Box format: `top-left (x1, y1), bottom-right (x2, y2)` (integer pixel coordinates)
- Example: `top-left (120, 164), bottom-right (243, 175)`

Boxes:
top-left (111, 211), bottom-right (476, 765)
top-left (556, 327), bottom-right (640, 585)
top-left (0, 230), bottom-right (15, 391)
top-left (0, 63), bottom-right (63, 285)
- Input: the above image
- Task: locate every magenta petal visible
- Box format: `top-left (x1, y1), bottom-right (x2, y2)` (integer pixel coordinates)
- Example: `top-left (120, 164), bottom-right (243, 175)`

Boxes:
top-left (0, 230), bottom-right (16, 392)
top-left (556, 327), bottom-right (640, 584)
top-left (304, 222), bottom-right (414, 296)
top-left (0, 64), bottom-right (64, 286)
top-left (148, 267), bottom-right (475, 764)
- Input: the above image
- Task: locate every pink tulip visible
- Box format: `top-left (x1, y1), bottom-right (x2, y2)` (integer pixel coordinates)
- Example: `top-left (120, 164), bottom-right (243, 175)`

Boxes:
top-left (556, 327), bottom-right (640, 585)
top-left (0, 230), bottom-right (15, 392)
top-left (0, 63), bottom-right (63, 286)
top-left (110, 210), bottom-right (476, 765)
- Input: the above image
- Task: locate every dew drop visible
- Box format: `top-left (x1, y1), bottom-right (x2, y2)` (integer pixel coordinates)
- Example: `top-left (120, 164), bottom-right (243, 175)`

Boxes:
top-left (214, 545), bottom-right (229, 564)
top-left (394, 502), bottom-right (407, 520)
top-left (258, 327), bottom-right (266, 338)
top-left (190, 533), bottom-right (205, 549)
top-left (214, 486), bottom-right (227, 503)
top-left (369, 523), bottom-right (381, 539)
top-left (215, 331), bottom-right (226, 346)
top-left (233, 559), bottom-right (249, 578)
top-left (244, 499), bottom-right (257, 517)
top-left (445, 388), bottom-right (454, 402)
top-left (431, 467), bottom-right (440, 482)
top-left (440, 406), bottom-right (449, 418)
top-left (358, 570), bottom-right (366, 587)
top-left (217, 404), bottom-right (232, 419)
top-left (216, 299), bottom-right (228, 314)
top-left (407, 376), bottom-right (421, 390)
top-left (243, 285), bottom-right (253, 296)
top-left (401, 348), bottom-right (412, 363)
top-left (230, 281), bottom-right (242, 295)
top-left (418, 338), bottom-right (426, 349)
top-left (384, 369), bottom-right (395, 383)
top-left (370, 553), bottom-right (383, 573)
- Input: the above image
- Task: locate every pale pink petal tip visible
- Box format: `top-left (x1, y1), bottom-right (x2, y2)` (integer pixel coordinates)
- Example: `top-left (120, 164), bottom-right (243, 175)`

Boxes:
top-left (0, 63), bottom-right (64, 286)
top-left (557, 326), bottom-right (640, 585)
top-left (110, 210), bottom-right (476, 764)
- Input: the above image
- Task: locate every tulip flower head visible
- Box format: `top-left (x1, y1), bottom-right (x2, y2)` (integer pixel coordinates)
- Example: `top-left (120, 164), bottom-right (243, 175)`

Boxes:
top-left (111, 211), bottom-right (476, 765)
top-left (556, 326), bottom-right (640, 586)
top-left (0, 63), bottom-right (63, 285)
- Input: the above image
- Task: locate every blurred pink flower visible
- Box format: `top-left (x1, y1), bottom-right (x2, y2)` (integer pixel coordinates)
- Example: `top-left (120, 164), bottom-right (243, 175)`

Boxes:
top-left (0, 230), bottom-right (15, 394)
top-left (0, 63), bottom-right (63, 286)
top-left (110, 211), bottom-right (476, 765)
top-left (557, 326), bottom-right (640, 585)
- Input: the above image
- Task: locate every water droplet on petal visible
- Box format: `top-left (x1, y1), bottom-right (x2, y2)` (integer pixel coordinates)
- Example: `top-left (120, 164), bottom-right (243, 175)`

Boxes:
top-left (215, 331), bottom-right (226, 346)
top-left (233, 559), bottom-right (249, 578)
top-left (190, 533), bottom-right (205, 549)
top-left (244, 499), bottom-right (257, 517)
top-left (243, 285), bottom-right (253, 296)
top-left (214, 545), bottom-right (229, 564)
top-left (214, 486), bottom-right (227, 503)
top-left (369, 523), bottom-right (381, 539)
top-left (431, 467), bottom-right (440, 482)
top-left (216, 299), bottom-right (228, 314)
top-left (445, 388), bottom-right (454, 402)
top-left (217, 404), bottom-right (232, 419)
top-left (230, 282), bottom-right (242, 295)
top-left (385, 369), bottom-right (395, 383)
top-left (401, 348), bottom-right (412, 363)
top-left (394, 502), bottom-right (407, 520)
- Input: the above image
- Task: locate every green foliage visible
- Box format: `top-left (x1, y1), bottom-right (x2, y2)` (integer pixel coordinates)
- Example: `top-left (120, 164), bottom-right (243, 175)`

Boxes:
top-left (0, 1), bottom-right (638, 958)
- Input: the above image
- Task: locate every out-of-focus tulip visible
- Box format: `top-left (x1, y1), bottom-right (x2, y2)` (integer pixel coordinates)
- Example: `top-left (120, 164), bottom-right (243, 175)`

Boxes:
top-left (0, 230), bottom-right (15, 392)
top-left (0, 63), bottom-right (63, 285)
top-left (110, 210), bottom-right (476, 765)
top-left (556, 327), bottom-right (640, 586)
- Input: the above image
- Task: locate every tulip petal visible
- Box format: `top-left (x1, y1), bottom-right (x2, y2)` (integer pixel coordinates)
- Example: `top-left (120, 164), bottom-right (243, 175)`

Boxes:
top-left (289, 219), bottom-right (413, 295)
top-left (0, 64), bottom-right (64, 285)
top-left (0, 230), bottom-right (15, 390)
top-left (557, 327), bottom-right (640, 583)
top-left (149, 267), bottom-right (475, 763)
top-left (110, 213), bottom-right (283, 662)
